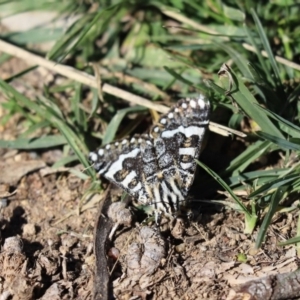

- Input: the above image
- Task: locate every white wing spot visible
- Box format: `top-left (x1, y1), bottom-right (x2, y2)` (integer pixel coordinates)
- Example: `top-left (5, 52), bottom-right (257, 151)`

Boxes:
top-left (168, 112), bottom-right (174, 119)
top-left (180, 162), bottom-right (193, 170)
top-left (198, 97), bottom-right (206, 109)
top-left (106, 144), bottom-right (111, 150)
top-left (160, 118), bottom-right (167, 124)
top-left (115, 142), bottom-right (119, 146)
top-left (98, 149), bottom-right (104, 156)
top-left (131, 137), bottom-right (136, 143)
top-left (122, 139), bottom-right (128, 145)
top-left (162, 126), bottom-right (205, 138)
top-left (182, 103), bottom-right (188, 109)
top-left (154, 127), bottom-right (159, 133)
top-left (89, 152), bottom-right (98, 161)
top-left (190, 100), bottom-right (197, 108)
top-left (179, 147), bottom-right (196, 156)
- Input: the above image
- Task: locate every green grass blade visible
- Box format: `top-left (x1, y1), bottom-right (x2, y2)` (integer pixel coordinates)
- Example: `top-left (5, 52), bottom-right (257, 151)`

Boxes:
top-left (52, 155), bottom-right (78, 168)
top-left (5, 27), bottom-right (63, 44)
top-left (251, 9), bottom-right (282, 89)
top-left (225, 140), bottom-right (272, 175)
top-left (0, 78), bottom-right (95, 178)
top-left (71, 83), bottom-right (87, 131)
top-left (48, 4), bottom-right (120, 61)
top-left (164, 66), bottom-right (210, 93)
top-left (249, 174), bottom-right (299, 198)
top-left (255, 186), bottom-right (288, 249)
top-left (89, 88), bottom-right (100, 118)
top-left (70, 168), bottom-right (90, 180)
top-left (219, 65), bottom-right (285, 139)
top-left (256, 132), bottom-right (300, 151)
top-left (278, 236), bottom-right (300, 246)
top-left (196, 160), bottom-right (258, 233)
top-left (244, 26), bottom-right (273, 85)
top-left (196, 159), bottom-right (251, 217)
top-left (20, 121), bottom-right (51, 138)
top-left (288, 83), bottom-right (300, 103)
top-left (255, 104), bottom-right (300, 138)
top-left (215, 41), bottom-right (251, 78)
top-left (102, 106), bottom-right (147, 145)
top-left (228, 168), bottom-right (290, 187)
top-left (0, 135), bottom-right (67, 149)
top-left (4, 66), bottom-right (38, 83)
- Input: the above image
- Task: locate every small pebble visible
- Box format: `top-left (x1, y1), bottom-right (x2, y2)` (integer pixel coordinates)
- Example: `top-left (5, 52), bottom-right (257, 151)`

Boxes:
top-left (175, 243), bottom-right (186, 253)
top-left (23, 223), bottom-right (36, 236)
top-left (3, 236), bottom-right (23, 253)
top-left (108, 247), bottom-right (120, 260)
top-left (0, 198), bottom-right (8, 208)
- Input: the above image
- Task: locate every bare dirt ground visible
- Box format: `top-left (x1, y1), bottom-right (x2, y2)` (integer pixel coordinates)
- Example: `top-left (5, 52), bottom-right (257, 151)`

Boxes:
top-left (0, 57), bottom-right (299, 300)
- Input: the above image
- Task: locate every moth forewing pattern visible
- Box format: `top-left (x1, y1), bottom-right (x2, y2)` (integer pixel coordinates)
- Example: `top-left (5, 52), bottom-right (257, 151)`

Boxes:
top-left (89, 95), bottom-right (210, 217)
